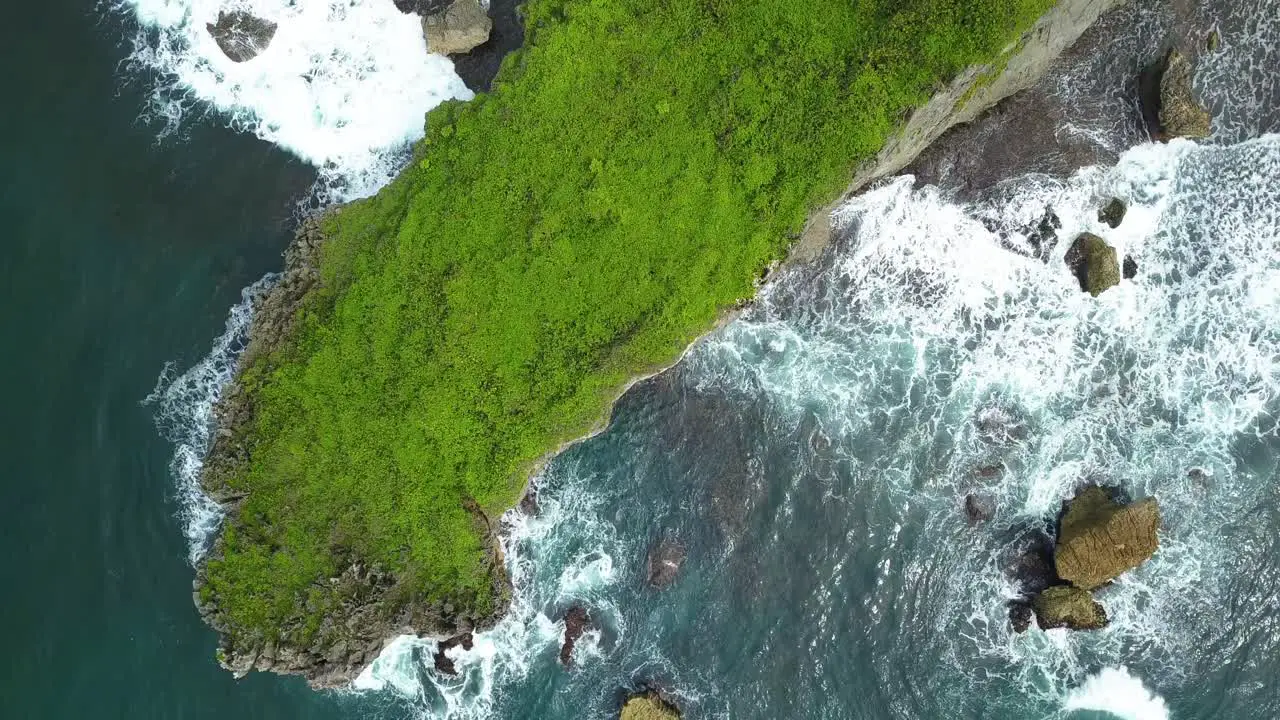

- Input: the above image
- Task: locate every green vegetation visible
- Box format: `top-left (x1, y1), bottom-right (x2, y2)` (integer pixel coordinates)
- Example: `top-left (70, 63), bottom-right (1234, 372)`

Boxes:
top-left (206, 0), bottom-right (1054, 644)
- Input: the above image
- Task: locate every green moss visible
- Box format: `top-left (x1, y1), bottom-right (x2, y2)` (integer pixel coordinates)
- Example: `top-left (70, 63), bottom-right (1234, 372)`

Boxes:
top-left (206, 0), bottom-right (1056, 643)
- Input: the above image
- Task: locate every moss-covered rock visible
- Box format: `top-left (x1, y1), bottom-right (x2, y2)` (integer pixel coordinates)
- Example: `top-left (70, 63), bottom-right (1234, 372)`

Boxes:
top-left (1032, 585), bottom-right (1108, 630)
top-left (1158, 50), bottom-right (1212, 139)
top-left (1055, 486), bottom-right (1160, 590)
top-left (1065, 233), bottom-right (1121, 296)
top-left (620, 692), bottom-right (681, 720)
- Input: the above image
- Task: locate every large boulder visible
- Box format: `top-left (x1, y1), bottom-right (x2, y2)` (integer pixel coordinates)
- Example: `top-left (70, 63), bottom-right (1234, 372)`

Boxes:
top-left (1065, 233), bottom-right (1121, 297)
top-left (1055, 486), bottom-right (1160, 590)
top-left (422, 0), bottom-right (492, 56)
top-left (620, 692), bottom-right (681, 720)
top-left (1157, 50), bottom-right (1212, 139)
top-left (206, 11), bottom-right (278, 63)
top-left (1032, 585), bottom-right (1108, 630)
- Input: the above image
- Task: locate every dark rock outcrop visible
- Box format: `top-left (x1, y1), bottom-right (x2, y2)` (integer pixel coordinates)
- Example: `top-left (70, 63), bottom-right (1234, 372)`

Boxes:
top-left (1065, 232), bottom-right (1121, 296)
top-left (1008, 601), bottom-right (1033, 634)
top-left (1055, 486), bottom-right (1160, 590)
top-left (393, 0), bottom-right (451, 13)
top-left (646, 536), bottom-right (687, 589)
top-left (1032, 585), bottom-right (1109, 630)
top-left (422, 0), bottom-right (492, 56)
top-left (620, 691), bottom-right (682, 720)
top-left (964, 493), bottom-right (996, 525)
top-left (206, 11), bottom-right (278, 63)
top-left (1122, 255), bottom-right (1138, 280)
top-left (433, 632), bottom-right (474, 676)
top-left (1098, 198), bottom-right (1126, 229)
top-left (560, 605), bottom-right (590, 666)
top-left (1004, 528), bottom-right (1061, 597)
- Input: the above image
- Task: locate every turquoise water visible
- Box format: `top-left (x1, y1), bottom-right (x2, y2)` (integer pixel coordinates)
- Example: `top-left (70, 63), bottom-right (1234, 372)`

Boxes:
top-left (8, 1), bottom-right (1280, 719)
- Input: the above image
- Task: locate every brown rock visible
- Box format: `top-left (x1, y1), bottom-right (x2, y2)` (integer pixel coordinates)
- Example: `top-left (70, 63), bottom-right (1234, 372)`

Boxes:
top-left (422, 0), bottom-right (492, 56)
top-left (646, 537), bottom-right (686, 589)
top-left (1065, 233), bottom-right (1121, 297)
top-left (1032, 585), bottom-right (1108, 630)
top-left (620, 692), bottom-right (681, 720)
top-left (1055, 486), bottom-right (1160, 590)
top-left (206, 11), bottom-right (278, 63)
top-left (1158, 50), bottom-right (1212, 139)
top-left (560, 606), bottom-right (590, 666)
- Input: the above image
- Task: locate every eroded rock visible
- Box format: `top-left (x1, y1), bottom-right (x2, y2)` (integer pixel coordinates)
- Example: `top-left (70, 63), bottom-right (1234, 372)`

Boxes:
top-left (646, 536), bottom-right (687, 589)
top-left (433, 632), bottom-right (473, 676)
top-left (1065, 232), bottom-right (1121, 297)
top-left (1055, 486), bottom-right (1160, 590)
top-left (1157, 50), bottom-right (1212, 139)
top-left (1032, 585), bottom-right (1108, 630)
top-left (1098, 198), bottom-right (1126, 229)
top-left (423, 0), bottom-right (492, 56)
top-left (206, 11), bottom-right (278, 63)
top-left (560, 605), bottom-right (590, 666)
top-left (620, 691), bottom-right (682, 720)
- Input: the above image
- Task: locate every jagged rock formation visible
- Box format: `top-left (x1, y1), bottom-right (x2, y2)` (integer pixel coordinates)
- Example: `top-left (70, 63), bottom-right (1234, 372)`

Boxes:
top-left (1098, 198), bottom-right (1127, 229)
top-left (1032, 585), bottom-right (1109, 630)
top-left (433, 632), bottom-right (473, 676)
top-left (206, 11), bottom-right (277, 63)
top-left (620, 692), bottom-right (682, 720)
top-left (422, 0), bottom-right (492, 56)
top-left (1065, 232), bottom-right (1121, 297)
top-left (1055, 486), bottom-right (1161, 590)
top-left (560, 605), bottom-right (591, 666)
top-left (1157, 49), bottom-right (1212, 139)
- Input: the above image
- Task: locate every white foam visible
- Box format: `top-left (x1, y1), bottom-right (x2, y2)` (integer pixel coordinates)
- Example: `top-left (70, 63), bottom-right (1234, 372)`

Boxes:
top-left (117, 0), bottom-right (473, 199)
top-left (1062, 667), bottom-right (1171, 720)
top-left (145, 275), bottom-right (275, 563)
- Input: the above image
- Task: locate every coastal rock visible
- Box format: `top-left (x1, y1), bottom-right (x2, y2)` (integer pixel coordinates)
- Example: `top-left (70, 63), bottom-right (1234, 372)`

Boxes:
top-left (1065, 232), bottom-right (1121, 297)
top-left (646, 536), bottom-right (687, 589)
top-left (1123, 255), bottom-right (1138, 280)
top-left (1032, 585), bottom-right (1108, 630)
top-left (964, 493), bottom-right (996, 525)
top-left (433, 632), bottom-right (473, 676)
top-left (620, 692), bottom-right (682, 720)
top-left (1008, 601), bottom-right (1033, 634)
top-left (1004, 528), bottom-right (1060, 597)
top-left (1055, 486), bottom-right (1160, 590)
top-left (1157, 50), bottom-right (1212, 139)
top-left (422, 0), bottom-right (492, 56)
top-left (1098, 198), bottom-right (1126, 229)
top-left (206, 11), bottom-right (278, 63)
top-left (560, 605), bottom-right (590, 666)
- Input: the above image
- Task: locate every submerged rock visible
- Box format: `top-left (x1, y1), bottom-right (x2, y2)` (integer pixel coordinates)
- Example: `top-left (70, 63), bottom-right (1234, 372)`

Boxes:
top-left (964, 493), bottom-right (997, 525)
top-left (1157, 50), bottom-right (1212, 139)
top-left (1008, 601), bottom-right (1033, 634)
top-left (620, 692), bottom-right (682, 720)
top-left (1028, 207), bottom-right (1062, 261)
top-left (1004, 528), bottom-right (1061, 597)
top-left (1055, 486), bottom-right (1160, 590)
top-left (1098, 198), bottom-right (1127, 229)
top-left (206, 11), bottom-right (278, 63)
top-left (422, 0), bottom-right (492, 56)
top-left (1032, 585), bottom-right (1108, 630)
top-left (1065, 232), bottom-right (1121, 296)
top-left (432, 632), bottom-right (473, 676)
top-left (560, 605), bottom-right (591, 666)
top-left (646, 536), bottom-right (687, 590)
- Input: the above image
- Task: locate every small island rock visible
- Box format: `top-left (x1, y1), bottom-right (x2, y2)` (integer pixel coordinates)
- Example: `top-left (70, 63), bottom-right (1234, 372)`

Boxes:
top-left (1055, 486), bottom-right (1160, 590)
top-left (620, 692), bottom-right (681, 720)
top-left (1158, 50), bottom-right (1212, 139)
top-left (1032, 585), bottom-right (1108, 630)
top-left (423, 0), bottom-right (492, 56)
top-left (1065, 233), bottom-right (1121, 297)
top-left (646, 536), bottom-right (687, 589)
top-left (206, 11), bottom-right (278, 63)
top-left (559, 605), bottom-right (590, 666)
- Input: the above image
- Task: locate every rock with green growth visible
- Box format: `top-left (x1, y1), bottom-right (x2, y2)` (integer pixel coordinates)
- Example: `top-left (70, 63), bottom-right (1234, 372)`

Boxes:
top-left (1098, 198), bottom-right (1126, 229)
top-left (1032, 585), bottom-right (1108, 630)
top-left (1055, 486), bottom-right (1160, 590)
top-left (1065, 233), bottom-right (1121, 296)
top-left (1206, 30), bottom-right (1221, 53)
top-left (1158, 50), bottom-right (1212, 139)
top-left (620, 692), bottom-right (681, 720)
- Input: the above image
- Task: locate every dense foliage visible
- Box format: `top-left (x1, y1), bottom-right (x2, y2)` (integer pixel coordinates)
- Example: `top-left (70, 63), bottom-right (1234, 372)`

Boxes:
top-left (205, 0), bottom-right (1054, 642)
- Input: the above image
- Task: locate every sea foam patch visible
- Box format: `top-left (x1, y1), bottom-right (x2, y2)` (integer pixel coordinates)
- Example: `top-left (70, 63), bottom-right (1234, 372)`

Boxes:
top-left (1063, 666), bottom-right (1171, 720)
top-left (118, 0), bottom-right (472, 199)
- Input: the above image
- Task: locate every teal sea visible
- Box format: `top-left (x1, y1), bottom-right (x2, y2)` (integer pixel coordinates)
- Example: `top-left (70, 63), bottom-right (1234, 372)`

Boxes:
top-left (5, 1), bottom-right (1280, 719)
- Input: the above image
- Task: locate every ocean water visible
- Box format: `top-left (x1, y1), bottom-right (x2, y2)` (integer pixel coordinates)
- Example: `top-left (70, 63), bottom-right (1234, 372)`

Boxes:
top-left (7, 1), bottom-right (1280, 720)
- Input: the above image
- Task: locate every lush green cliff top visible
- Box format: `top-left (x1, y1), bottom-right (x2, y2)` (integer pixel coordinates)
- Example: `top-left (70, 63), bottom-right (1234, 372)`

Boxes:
top-left (204, 0), bottom-right (1053, 652)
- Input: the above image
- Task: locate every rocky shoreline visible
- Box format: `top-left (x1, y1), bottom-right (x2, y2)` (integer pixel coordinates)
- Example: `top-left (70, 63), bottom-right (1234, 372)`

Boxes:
top-left (191, 0), bottom-right (1134, 694)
